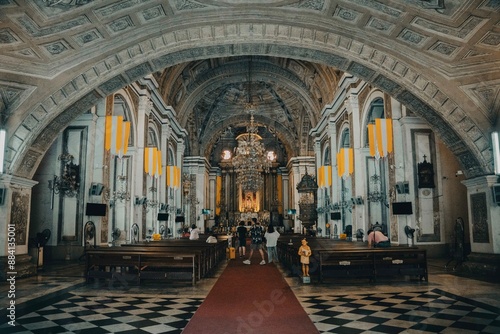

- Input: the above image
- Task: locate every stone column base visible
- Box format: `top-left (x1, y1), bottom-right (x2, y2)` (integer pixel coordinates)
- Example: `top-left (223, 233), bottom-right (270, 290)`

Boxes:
top-left (459, 252), bottom-right (500, 280)
top-left (0, 254), bottom-right (37, 281)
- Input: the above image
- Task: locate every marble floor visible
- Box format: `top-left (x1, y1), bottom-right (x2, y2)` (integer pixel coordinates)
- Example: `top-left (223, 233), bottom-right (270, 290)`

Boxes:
top-left (0, 258), bottom-right (499, 333)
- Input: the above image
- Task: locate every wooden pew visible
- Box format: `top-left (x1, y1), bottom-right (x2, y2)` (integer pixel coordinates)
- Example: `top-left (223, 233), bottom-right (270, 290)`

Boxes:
top-left (122, 237), bottom-right (228, 277)
top-left (277, 236), bottom-right (428, 283)
top-left (86, 248), bottom-right (198, 285)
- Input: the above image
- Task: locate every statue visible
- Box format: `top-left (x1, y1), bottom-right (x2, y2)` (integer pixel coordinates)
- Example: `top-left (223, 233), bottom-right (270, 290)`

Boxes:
top-left (298, 238), bottom-right (312, 277)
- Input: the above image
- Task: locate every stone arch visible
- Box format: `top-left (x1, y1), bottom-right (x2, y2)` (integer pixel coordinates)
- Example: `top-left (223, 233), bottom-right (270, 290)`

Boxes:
top-left (7, 23), bottom-right (489, 179)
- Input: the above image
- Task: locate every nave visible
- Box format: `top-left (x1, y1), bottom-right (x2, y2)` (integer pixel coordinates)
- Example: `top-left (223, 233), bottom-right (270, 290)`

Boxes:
top-left (1, 255), bottom-right (499, 334)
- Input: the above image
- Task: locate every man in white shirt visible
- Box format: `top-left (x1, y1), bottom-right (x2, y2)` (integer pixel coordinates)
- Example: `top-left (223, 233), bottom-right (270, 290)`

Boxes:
top-left (189, 224), bottom-right (200, 240)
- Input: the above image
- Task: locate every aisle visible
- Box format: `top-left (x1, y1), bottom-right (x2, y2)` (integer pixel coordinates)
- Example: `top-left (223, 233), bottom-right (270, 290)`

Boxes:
top-left (183, 253), bottom-right (319, 334)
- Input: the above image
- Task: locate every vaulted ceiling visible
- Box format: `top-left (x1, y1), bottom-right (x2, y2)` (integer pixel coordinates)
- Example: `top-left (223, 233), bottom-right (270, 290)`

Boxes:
top-left (0, 0), bottom-right (499, 178)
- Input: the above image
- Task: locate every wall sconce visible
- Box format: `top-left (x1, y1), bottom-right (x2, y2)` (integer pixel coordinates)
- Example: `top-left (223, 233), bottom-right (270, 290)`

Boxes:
top-left (492, 131), bottom-right (500, 175)
top-left (135, 197), bottom-right (147, 205)
top-left (396, 182), bottom-right (410, 194)
top-left (355, 196), bottom-right (364, 205)
top-left (48, 153), bottom-right (80, 197)
top-left (89, 183), bottom-right (104, 196)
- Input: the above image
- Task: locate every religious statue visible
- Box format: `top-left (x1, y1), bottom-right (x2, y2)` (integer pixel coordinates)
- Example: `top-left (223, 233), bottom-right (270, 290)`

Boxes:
top-left (298, 238), bottom-right (312, 277)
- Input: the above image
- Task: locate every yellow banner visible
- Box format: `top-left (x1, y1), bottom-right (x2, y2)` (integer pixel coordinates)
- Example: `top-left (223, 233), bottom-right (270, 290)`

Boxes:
top-left (216, 175), bottom-right (221, 215)
top-left (337, 148), bottom-right (353, 178)
top-left (369, 119), bottom-right (393, 159)
top-left (105, 116), bottom-right (130, 158)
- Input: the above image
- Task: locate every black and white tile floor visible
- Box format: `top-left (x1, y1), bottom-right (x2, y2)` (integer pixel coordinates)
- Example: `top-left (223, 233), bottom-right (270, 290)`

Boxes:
top-left (1, 260), bottom-right (499, 333)
top-left (299, 289), bottom-right (500, 333)
top-left (1, 292), bottom-right (202, 334)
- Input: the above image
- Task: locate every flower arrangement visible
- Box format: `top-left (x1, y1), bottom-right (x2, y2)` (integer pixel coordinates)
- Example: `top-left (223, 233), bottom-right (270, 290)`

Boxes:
top-left (152, 233), bottom-right (161, 241)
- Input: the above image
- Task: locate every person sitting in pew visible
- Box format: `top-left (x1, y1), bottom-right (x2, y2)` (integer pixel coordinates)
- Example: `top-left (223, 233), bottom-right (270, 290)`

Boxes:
top-left (189, 224), bottom-right (200, 240)
top-left (206, 233), bottom-right (217, 243)
top-left (367, 229), bottom-right (390, 247)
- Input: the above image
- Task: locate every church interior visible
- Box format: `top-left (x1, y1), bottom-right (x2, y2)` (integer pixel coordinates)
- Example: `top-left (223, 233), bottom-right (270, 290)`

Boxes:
top-left (0, 1), bottom-right (499, 333)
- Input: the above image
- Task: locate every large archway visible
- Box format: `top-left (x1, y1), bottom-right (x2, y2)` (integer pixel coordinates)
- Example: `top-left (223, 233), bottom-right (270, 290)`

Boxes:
top-left (2, 3), bottom-right (498, 180)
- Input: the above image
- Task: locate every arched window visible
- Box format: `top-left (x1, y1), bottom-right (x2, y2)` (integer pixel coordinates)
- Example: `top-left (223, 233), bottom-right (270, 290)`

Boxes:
top-left (340, 129), bottom-right (350, 148)
top-left (147, 126), bottom-right (158, 147)
top-left (323, 146), bottom-right (330, 166)
top-left (113, 94), bottom-right (134, 147)
top-left (365, 97), bottom-right (384, 147)
top-left (167, 147), bottom-right (175, 166)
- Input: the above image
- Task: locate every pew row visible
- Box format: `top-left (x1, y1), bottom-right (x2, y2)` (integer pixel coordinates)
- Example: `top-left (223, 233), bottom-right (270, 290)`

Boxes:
top-left (86, 238), bottom-right (228, 286)
top-left (277, 237), bottom-right (428, 283)
top-left (318, 248), bottom-right (428, 283)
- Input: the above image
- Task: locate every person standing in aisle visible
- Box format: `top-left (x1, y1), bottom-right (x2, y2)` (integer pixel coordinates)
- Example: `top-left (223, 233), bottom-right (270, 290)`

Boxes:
top-left (243, 220), bottom-right (266, 265)
top-left (237, 221), bottom-right (247, 258)
top-left (264, 224), bottom-right (280, 264)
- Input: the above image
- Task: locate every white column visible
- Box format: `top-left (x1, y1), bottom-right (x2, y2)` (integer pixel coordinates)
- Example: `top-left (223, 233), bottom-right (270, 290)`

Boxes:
top-left (462, 175), bottom-right (500, 254)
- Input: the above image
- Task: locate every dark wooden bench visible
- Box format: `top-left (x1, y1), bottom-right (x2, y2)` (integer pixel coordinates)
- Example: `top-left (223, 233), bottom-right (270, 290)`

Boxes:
top-left (277, 236), bottom-right (428, 283)
top-left (319, 247), bottom-right (428, 282)
top-left (86, 248), bottom-right (198, 285)
top-left (121, 238), bottom-right (228, 278)
top-left (86, 237), bottom-right (229, 286)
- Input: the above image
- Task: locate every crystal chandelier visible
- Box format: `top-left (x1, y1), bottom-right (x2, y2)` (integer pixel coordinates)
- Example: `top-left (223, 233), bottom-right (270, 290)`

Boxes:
top-left (232, 113), bottom-right (272, 192)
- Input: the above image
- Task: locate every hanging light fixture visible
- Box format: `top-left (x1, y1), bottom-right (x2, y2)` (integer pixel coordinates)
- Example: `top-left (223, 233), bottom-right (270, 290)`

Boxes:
top-left (232, 57), bottom-right (272, 192)
top-left (48, 152), bottom-right (80, 197)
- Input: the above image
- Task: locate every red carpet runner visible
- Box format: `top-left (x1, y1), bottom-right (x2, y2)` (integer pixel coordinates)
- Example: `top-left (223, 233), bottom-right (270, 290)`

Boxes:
top-left (183, 254), bottom-right (319, 334)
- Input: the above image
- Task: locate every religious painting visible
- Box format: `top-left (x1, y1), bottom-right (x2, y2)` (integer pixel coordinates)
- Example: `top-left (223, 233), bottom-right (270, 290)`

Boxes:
top-left (10, 190), bottom-right (29, 245)
top-left (471, 192), bottom-right (489, 243)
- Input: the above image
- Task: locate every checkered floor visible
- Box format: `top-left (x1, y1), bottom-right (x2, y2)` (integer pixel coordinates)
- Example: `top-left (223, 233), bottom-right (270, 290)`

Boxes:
top-left (3, 288), bottom-right (499, 334)
top-left (0, 293), bottom-right (203, 334)
top-left (299, 289), bottom-right (500, 334)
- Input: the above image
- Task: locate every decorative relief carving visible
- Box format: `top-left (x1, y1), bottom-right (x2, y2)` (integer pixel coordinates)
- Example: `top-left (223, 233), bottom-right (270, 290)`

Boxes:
top-left (42, 0), bottom-right (94, 7)
top-left (0, 28), bottom-right (18, 44)
top-left (93, 0), bottom-right (152, 18)
top-left (347, 62), bottom-right (376, 81)
top-left (350, 0), bottom-right (402, 17)
top-left (288, 0), bottom-right (325, 10)
top-left (42, 40), bottom-right (70, 55)
top-left (0, 85), bottom-right (23, 109)
top-left (0, 0), bottom-right (16, 6)
top-left (126, 63), bottom-right (154, 82)
top-left (480, 32), bottom-right (500, 47)
top-left (413, 16), bottom-right (483, 40)
top-left (15, 48), bottom-right (40, 59)
top-left (334, 7), bottom-right (360, 22)
top-left (99, 76), bottom-right (128, 95)
top-left (461, 81), bottom-right (500, 117)
top-left (73, 29), bottom-right (102, 46)
top-left (107, 16), bottom-right (135, 35)
top-left (373, 75), bottom-right (403, 95)
top-left (10, 190), bottom-right (29, 245)
top-left (399, 28), bottom-right (426, 45)
top-left (366, 18), bottom-right (393, 33)
top-left (471, 192), bottom-right (489, 243)
top-left (480, 0), bottom-right (500, 10)
top-left (17, 150), bottom-right (42, 179)
top-left (175, 0), bottom-right (206, 10)
top-left (16, 15), bottom-right (90, 38)
top-left (141, 5), bottom-right (167, 22)
top-left (430, 41), bottom-right (459, 57)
